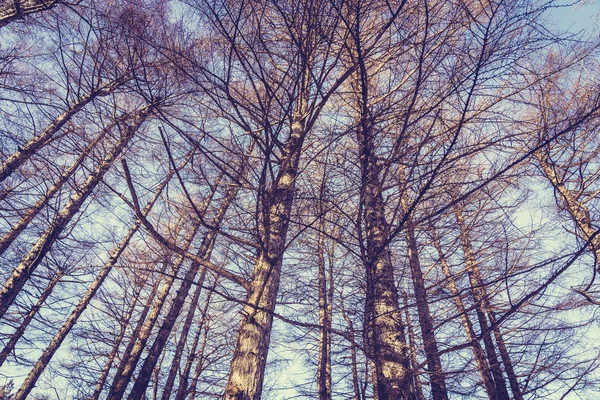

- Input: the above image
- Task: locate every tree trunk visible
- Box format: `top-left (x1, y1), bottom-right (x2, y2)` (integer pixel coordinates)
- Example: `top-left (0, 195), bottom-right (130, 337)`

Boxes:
top-left (106, 228), bottom-right (199, 400)
top-left (402, 293), bottom-right (427, 400)
top-left (175, 278), bottom-right (216, 400)
top-left (430, 228), bottom-right (497, 399)
top-left (402, 207), bottom-right (448, 400)
top-left (223, 115), bottom-right (305, 400)
top-left (489, 311), bottom-right (523, 400)
top-left (0, 105), bottom-right (153, 320)
top-left (160, 267), bottom-right (206, 400)
top-left (317, 214), bottom-right (332, 399)
top-left (455, 206), bottom-right (510, 400)
top-left (91, 283), bottom-right (146, 400)
top-left (11, 166), bottom-right (171, 400)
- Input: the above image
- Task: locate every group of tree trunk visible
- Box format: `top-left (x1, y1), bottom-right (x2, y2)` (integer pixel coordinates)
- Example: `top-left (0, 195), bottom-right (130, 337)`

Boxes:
top-left (0, 0), bottom-right (599, 399)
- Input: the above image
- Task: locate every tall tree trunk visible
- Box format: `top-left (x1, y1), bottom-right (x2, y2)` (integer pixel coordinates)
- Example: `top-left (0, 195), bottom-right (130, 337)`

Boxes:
top-left (455, 206), bottom-right (510, 400)
top-left (104, 262), bottom-right (169, 399)
top-left (11, 166), bottom-right (172, 400)
top-left (0, 105), bottom-right (153, 320)
top-left (174, 277), bottom-right (216, 400)
top-left (106, 226), bottom-right (199, 400)
top-left (0, 269), bottom-right (64, 367)
top-left (340, 298), bottom-right (361, 400)
top-left (91, 283), bottom-right (146, 400)
top-left (430, 228), bottom-right (497, 399)
top-left (0, 79), bottom-right (125, 183)
top-left (223, 115), bottom-right (306, 400)
top-left (317, 204), bottom-right (332, 399)
top-left (128, 181), bottom-right (239, 399)
top-left (402, 204), bottom-right (448, 400)
top-left (402, 293), bottom-right (427, 400)
top-left (489, 311), bottom-right (523, 400)
top-left (160, 267), bottom-right (206, 400)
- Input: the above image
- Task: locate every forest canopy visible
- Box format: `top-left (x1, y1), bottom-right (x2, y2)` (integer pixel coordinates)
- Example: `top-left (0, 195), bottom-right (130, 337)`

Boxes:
top-left (1, 0), bottom-right (600, 399)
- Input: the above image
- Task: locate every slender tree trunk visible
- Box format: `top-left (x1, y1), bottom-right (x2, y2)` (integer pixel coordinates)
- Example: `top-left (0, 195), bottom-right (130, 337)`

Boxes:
top-left (402, 207), bottom-right (448, 400)
top-left (91, 284), bottom-right (146, 400)
top-left (489, 311), bottom-right (523, 400)
top-left (128, 176), bottom-right (239, 399)
top-left (430, 228), bottom-right (497, 399)
top-left (0, 124), bottom-right (111, 255)
top-left (175, 278), bottom-right (216, 400)
top-left (0, 269), bottom-right (64, 367)
top-left (223, 115), bottom-right (306, 400)
top-left (106, 227), bottom-right (199, 400)
top-left (104, 262), bottom-right (169, 399)
top-left (0, 105), bottom-right (153, 320)
top-left (317, 213), bottom-right (332, 399)
top-left (0, 79), bottom-right (125, 183)
top-left (160, 267), bottom-right (206, 400)
top-left (455, 206), bottom-right (510, 400)
top-left (402, 294), bottom-right (427, 400)
top-left (340, 299), bottom-right (361, 400)
top-left (11, 167), bottom-right (172, 400)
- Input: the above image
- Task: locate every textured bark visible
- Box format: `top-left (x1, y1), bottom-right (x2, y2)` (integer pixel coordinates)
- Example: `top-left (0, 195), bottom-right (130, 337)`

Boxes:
top-left (536, 152), bottom-right (600, 261)
top-left (0, 124), bottom-right (111, 255)
top-left (402, 293), bottom-right (427, 400)
top-left (402, 208), bottom-right (448, 400)
top-left (128, 182), bottom-right (238, 399)
top-left (223, 116), bottom-right (305, 400)
top-left (430, 229), bottom-right (497, 399)
top-left (0, 106), bottom-right (152, 320)
top-left (0, 0), bottom-right (60, 27)
top-left (0, 269), bottom-right (64, 368)
top-left (12, 167), bottom-right (171, 400)
top-left (455, 206), bottom-right (510, 400)
top-left (0, 79), bottom-right (124, 183)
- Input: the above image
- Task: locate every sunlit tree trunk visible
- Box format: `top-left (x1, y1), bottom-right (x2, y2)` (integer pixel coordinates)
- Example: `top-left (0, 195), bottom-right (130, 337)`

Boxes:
top-left (224, 113), bottom-right (306, 399)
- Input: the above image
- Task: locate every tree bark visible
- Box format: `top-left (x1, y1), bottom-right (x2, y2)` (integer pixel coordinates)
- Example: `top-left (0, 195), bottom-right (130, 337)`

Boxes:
top-left (223, 115), bottom-right (305, 400)
top-left (402, 293), bottom-right (427, 400)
